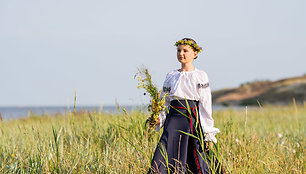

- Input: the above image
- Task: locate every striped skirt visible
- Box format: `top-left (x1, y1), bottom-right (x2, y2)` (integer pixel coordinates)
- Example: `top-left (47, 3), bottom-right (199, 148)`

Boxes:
top-left (149, 99), bottom-right (221, 174)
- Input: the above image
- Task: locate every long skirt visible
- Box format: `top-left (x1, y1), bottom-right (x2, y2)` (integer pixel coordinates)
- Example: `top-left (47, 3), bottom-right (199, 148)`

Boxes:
top-left (149, 100), bottom-right (221, 174)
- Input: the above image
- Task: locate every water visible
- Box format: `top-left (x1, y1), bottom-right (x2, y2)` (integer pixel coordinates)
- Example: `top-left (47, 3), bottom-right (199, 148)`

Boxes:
top-left (0, 105), bottom-right (137, 120)
top-left (0, 105), bottom-right (245, 120)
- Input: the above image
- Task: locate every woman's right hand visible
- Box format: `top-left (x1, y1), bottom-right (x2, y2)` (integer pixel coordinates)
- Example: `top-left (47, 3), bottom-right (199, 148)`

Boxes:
top-left (148, 117), bottom-right (160, 127)
top-left (156, 117), bottom-right (160, 125)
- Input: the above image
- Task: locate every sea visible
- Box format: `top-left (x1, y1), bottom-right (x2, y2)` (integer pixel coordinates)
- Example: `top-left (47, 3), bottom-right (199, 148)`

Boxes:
top-left (0, 105), bottom-right (237, 120)
top-left (0, 105), bottom-right (137, 120)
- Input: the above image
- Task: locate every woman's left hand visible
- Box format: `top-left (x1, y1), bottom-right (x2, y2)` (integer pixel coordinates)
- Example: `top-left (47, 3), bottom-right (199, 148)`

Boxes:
top-left (204, 141), bottom-right (213, 151)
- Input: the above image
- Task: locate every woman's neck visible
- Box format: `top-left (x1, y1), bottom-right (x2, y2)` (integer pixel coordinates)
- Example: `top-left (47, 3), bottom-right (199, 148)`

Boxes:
top-left (180, 63), bottom-right (195, 72)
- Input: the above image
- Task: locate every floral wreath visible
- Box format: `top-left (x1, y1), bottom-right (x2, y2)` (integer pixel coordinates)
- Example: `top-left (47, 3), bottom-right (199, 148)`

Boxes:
top-left (174, 39), bottom-right (203, 53)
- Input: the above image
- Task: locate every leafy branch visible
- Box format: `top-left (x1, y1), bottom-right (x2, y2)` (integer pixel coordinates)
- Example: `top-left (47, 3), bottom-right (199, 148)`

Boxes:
top-left (135, 66), bottom-right (168, 132)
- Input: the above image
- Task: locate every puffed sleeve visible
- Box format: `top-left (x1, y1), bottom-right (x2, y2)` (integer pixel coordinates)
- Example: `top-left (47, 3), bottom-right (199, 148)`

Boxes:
top-left (155, 73), bottom-right (171, 131)
top-left (198, 73), bottom-right (220, 143)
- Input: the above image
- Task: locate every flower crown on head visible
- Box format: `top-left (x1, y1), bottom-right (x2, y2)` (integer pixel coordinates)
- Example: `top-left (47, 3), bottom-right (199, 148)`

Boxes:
top-left (174, 39), bottom-right (203, 53)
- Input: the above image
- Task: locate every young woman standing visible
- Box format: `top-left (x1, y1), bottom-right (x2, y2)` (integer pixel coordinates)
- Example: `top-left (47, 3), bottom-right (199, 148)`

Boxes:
top-left (149, 38), bottom-right (221, 173)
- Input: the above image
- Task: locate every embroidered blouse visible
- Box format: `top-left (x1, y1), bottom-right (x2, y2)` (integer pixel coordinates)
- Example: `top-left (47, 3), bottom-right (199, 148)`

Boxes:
top-left (156, 68), bottom-right (220, 143)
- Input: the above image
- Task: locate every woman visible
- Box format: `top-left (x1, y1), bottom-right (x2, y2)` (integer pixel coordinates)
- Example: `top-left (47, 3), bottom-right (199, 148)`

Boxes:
top-left (149, 38), bottom-right (222, 174)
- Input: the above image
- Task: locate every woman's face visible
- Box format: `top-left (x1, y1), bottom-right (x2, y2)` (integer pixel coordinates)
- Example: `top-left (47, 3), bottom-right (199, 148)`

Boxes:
top-left (177, 45), bottom-right (197, 64)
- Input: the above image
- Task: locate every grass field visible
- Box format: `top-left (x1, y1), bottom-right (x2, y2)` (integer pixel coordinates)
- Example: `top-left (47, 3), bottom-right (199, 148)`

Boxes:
top-left (0, 104), bottom-right (305, 173)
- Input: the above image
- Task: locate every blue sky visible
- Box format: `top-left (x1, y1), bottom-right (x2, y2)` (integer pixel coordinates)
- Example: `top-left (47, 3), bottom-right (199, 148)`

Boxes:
top-left (0, 0), bottom-right (305, 106)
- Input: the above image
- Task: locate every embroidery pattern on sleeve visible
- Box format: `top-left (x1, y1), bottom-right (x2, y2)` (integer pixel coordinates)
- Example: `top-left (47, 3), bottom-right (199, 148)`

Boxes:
top-left (198, 83), bottom-right (209, 89)
top-left (163, 86), bottom-right (171, 93)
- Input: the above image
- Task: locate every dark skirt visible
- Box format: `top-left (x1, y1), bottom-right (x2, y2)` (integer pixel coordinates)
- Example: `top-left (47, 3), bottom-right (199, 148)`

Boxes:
top-left (149, 100), bottom-right (222, 174)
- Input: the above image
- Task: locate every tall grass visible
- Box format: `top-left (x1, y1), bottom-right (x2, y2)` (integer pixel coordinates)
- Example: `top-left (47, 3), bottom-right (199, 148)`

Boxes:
top-left (0, 104), bottom-right (304, 173)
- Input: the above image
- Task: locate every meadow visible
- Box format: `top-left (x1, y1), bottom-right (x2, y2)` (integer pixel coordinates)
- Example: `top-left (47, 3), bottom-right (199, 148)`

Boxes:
top-left (0, 104), bottom-right (305, 173)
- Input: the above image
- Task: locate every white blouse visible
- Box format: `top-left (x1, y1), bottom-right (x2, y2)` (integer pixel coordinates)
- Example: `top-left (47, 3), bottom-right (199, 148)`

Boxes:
top-left (156, 68), bottom-right (220, 143)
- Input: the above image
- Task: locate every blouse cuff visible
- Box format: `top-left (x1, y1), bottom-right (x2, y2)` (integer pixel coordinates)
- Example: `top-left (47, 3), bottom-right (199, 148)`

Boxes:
top-left (155, 111), bottom-right (167, 131)
top-left (203, 128), bottom-right (220, 143)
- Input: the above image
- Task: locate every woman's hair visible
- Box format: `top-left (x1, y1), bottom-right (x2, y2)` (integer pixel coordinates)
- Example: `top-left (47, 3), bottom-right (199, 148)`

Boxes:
top-left (175, 38), bottom-right (202, 59)
top-left (182, 38), bottom-right (197, 44)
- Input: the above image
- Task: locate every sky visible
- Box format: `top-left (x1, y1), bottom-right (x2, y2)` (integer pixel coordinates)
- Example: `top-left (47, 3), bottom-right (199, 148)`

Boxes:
top-left (0, 0), bottom-right (305, 106)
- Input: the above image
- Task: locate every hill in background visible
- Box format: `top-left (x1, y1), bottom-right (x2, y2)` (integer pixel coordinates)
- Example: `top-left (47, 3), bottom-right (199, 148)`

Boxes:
top-left (212, 75), bottom-right (306, 106)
